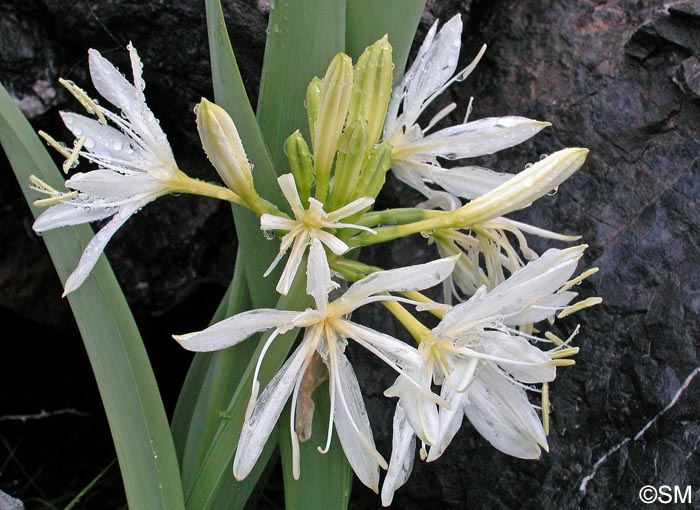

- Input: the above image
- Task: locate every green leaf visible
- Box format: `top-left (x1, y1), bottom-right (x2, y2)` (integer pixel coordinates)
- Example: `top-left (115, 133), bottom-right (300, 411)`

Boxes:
top-left (205, 0), bottom-right (284, 309)
top-left (185, 275), bottom-right (307, 509)
top-left (279, 381), bottom-right (352, 510)
top-left (0, 85), bottom-right (185, 510)
top-left (256, 0), bottom-right (346, 171)
top-left (346, 0), bottom-right (426, 85)
top-left (175, 257), bottom-right (256, 493)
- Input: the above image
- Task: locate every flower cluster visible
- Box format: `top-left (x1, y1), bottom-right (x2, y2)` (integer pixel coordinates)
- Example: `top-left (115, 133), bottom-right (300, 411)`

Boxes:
top-left (33, 14), bottom-right (600, 507)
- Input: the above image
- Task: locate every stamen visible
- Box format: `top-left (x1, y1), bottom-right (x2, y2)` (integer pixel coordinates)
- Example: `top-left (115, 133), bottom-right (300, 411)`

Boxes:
top-left (423, 103), bottom-right (457, 134)
top-left (29, 175), bottom-right (78, 206)
top-left (548, 346), bottom-right (580, 359)
top-left (59, 78), bottom-right (107, 125)
top-left (557, 297), bottom-right (603, 318)
top-left (62, 136), bottom-right (86, 174)
top-left (463, 96), bottom-right (474, 124)
top-left (544, 331), bottom-right (564, 346)
top-left (38, 131), bottom-right (72, 158)
top-left (318, 326), bottom-right (336, 455)
top-left (558, 267), bottom-right (599, 294)
top-left (247, 328), bottom-right (283, 420)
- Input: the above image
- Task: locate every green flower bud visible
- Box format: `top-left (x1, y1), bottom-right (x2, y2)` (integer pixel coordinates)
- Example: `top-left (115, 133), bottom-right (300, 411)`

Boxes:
top-left (196, 98), bottom-right (256, 202)
top-left (285, 130), bottom-right (314, 204)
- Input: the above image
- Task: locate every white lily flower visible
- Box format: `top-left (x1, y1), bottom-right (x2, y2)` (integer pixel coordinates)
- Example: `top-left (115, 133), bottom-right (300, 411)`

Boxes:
top-left (32, 44), bottom-right (232, 295)
top-left (432, 217), bottom-right (580, 302)
top-left (381, 246), bottom-right (599, 503)
top-left (174, 240), bottom-right (457, 493)
top-left (260, 173), bottom-right (376, 295)
top-left (384, 14), bottom-right (550, 210)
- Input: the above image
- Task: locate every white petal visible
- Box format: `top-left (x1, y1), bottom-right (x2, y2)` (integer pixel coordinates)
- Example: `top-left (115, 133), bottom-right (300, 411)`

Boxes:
top-left (277, 173), bottom-right (306, 219)
top-left (233, 341), bottom-right (312, 480)
top-left (66, 170), bottom-right (164, 197)
top-left (426, 381), bottom-right (470, 462)
top-left (60, 112), bottom-right (144, 165)
top-left (384, 375), bottom-right (439, 445)
top-left (325, 196), bottom-right (374, 222)
top-left (276, 231), bottom-right (310, 295)
top-left (306, 239), bottom-right (337, 312)
top-left (313, 229), bottom-right (349, 255)
top-left (62, 200), bottom-right (143, 295)
top-left (462, 366), bottom-right (547, 459)
top-left (329, 345), bottom-right (382, 492)
top-left (505, 290), bottom-right (577, 325)
top-left (336, 320), bottom-right (424, 373)
top-left (480, 332), bottom-right (555, 383)
top-left (401, 117), bottom-right (549, 161)
top-left (426, 166), bottom-right (513, 200)
top-left (88, 48), bottom-right (176, 168)
top-left (401, 15), bottom-right (463, 126)
top-left (334, 256), bottom-right (457, 315)
top-left (381, 403), bottom-right (416, 506)
top-left (33, 200), bottom-right (118, 231)
top-left (259, 214), bottom-right (297, 231)
top-left (173, 309), bottom-right (300, 352)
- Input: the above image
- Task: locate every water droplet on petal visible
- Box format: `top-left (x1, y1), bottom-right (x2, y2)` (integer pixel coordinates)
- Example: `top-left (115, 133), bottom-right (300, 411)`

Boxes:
top-left (84, 137), bottom-right (95, 149)
top-left (263, 230), bottom-right (275, 240)
top-left (113, 139), bottom-right (123, 151)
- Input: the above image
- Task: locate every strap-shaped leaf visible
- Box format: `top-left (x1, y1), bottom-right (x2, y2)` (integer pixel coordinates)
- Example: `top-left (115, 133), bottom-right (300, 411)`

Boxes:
top-left (0, 84), bottom-right (185, 510)
top-left (346, 0), bottom-right (427, 86)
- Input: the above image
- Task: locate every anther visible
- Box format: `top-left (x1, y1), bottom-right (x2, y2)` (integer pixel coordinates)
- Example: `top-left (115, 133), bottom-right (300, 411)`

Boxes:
top-left (59, 78), bottom-right (107, 125)
top-left (62, 136), bottom-right (86, 174)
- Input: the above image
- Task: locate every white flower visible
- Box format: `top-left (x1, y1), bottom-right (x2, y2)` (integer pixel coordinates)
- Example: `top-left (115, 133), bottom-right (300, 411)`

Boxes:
top-left (174, 240), bottom-right (457, 493)
top-left (384, 14), bottom-right (549, 210)
top-left (260, 173), bottom-right (376, 295)
top-left (382, 246), bottom-right (599, 503)
top-left (33, 44), bottom-right (187, 295)
top-left (432, 217), bottom-right (580, 302)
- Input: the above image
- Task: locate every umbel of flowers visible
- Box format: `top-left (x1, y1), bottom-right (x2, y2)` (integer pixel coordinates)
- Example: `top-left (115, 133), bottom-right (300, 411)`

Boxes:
top-left (32, 14), bottom-right (601, 506)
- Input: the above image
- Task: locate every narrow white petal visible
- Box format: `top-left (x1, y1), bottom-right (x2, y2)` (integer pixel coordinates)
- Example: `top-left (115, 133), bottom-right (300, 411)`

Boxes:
top-left (326, 197), bottom-right (374, 222)
top-left (426, 166), bottom-right (513, 200)
top-left (306, 239), bottom-right (337, 312)
top-left (66, 170), bottom-right (164, 197)
top-left (314, 229), bottom-right (349, 255)
top-left (381, 403), bottom-right (416, 506)
top-left (402, 15), bottom-right (463, 125)
top-left (277, 173), bottom-right (306, 219)
top-left (505, 290), bottom-right (577, 325)
top-left (173, 309), bottom-right (299, 352)
top-left (60, 112), bottom-right (144, 164)
top-left (329, 345), bottom-right (382, 492)
top-left (88, 48), bottom-right (176, 168)
top-left (481, 332), bottom-right (555, 383)
top-left (259, 214), bottom-right (297, 231)
top-left (462, 365), bottom-right (547, 459)
top-left (403, 117), bottom-right (549, 160)
top-left (233, 341), bottom-right (313, 480)
top-left (334, 257), bottom-right (457, 315)
top-left (62, 200), bottom-right (142, 295)
top-left (384, 375), bottom-right (439, 445)
top-left (33, 200), bottom-right (118, 231)
top-left (336, 320), bottom-right (423, 373)
top-left (426, 381), bottom-right (470, 462)
top-left (276, 231), bottom-right (310, 295)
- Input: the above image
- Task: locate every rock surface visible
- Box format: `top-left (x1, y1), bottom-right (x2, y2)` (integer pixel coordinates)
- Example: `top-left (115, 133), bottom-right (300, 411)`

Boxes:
top-left (1, 0), bottom-right (699, 509)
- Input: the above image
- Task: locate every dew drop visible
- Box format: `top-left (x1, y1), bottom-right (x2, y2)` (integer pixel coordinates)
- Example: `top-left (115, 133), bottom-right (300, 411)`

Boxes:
top-left (84, 206), bottom-right (92, 212)
top-left (113, 139), bottom-right (123, 151)
top-left (539, 153), bottom-right (549, 160)
top-left (420, 231), bottom-right (431, 239)
top-left (84, 137), bottom-right (96, 149)
top-left (524, 163), bottom-right (533, 170)
top-left (73, 127), bottom-right (83, 136)
top-left (263, 230), bottom-right (275, 240)
top-left (547, 186), bottom-right (559, 196)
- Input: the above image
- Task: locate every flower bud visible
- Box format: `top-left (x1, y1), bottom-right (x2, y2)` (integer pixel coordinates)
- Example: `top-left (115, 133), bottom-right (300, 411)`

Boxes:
top-left (456, 148), bottom-right (588, 225)
top-left (196, 98), bottom-right (255, 201)
top-left (347, 35), bottom-right (393, 152)
top-left (285, 130), bottom-right (314, 204)
top-left (312, 53), bottom-right (354, 201)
